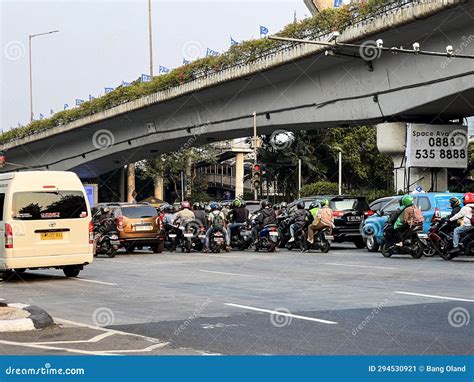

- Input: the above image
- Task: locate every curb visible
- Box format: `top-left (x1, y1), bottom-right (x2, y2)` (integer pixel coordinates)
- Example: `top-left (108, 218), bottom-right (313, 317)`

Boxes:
top-left (0, 302), bottom-right (54, 332)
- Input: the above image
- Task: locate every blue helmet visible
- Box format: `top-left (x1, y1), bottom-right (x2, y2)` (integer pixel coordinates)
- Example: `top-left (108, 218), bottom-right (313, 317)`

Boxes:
top-left (210, 202), bottom-right (218, 210)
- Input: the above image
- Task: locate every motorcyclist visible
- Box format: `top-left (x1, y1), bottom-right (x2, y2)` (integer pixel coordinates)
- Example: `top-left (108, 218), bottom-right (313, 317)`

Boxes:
top-left (307, 199), bottom-right (334, 244)
top-left (448, 192), bottom-right (474, 254)
top-left (446, 197), bottom-right (462, 221)
top-left (193, 202), bottom-right (207, 228)
top-left (287, 201), bottom-right (309, 243)
top-left (204, 202), bottom-right (231, 252)
top-left (252, 200), bottom-right (277, 245)
top-left (280, 202), bottom-right (288, 215)
top-left (273, 204), bottom-right (282, 218)
top-left (96, 206), bottom-right (116, 234)
top-left (393, 195), bottom-right (424, 246)
top-left (227, 199), bottom-right (249, 240)
top-left (221, 202), bottom-right (231, 219)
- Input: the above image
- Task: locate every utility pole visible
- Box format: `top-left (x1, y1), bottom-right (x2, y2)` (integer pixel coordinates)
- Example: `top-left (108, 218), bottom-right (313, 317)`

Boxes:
top-left (338, 150), bottom-right (342, 195)
top-left (29, 30), bottom-right (59, 122)
top-left (148, 0), bottom-right (154, 77)
top-left (253, 111), bottom-right (258, 200)
top-left (298, 159), bottom-right (302, 198)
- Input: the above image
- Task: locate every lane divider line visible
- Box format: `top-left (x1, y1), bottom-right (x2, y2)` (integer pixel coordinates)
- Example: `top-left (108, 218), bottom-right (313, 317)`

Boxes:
top-left (394, 291), bottom-right (474, 302)
top-left (224, 303), bottom-right (338, 325)
top-left (199, 270), bottom-right (255, 277)
top-left (72, 278), bottom-right (117, 286)
top-left (324, 263), bottom-right (397, 270)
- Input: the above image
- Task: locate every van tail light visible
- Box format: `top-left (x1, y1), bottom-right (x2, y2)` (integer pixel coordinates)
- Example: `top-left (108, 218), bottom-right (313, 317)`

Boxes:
top-left (5, 223), bottom-right (13, 248)
top-left (117, 216), bottom-right (124, 230)
top-left (431, 208), bottom-right (441, 223)
top-left (89, 221), bottom-right (94, 244)
top-left (333, 211), bottom-right (344, 217)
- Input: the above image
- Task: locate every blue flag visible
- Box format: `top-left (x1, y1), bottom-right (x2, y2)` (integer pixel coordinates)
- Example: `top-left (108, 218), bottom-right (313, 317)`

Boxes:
top-left (141, 74), bottom-right (151, 82)
top-left (159, 65), bottom-right (169, 74)
top-left (334, 0), bottom-right (343, 7)
top-left (89, 94), bottom-right (95, 101)
top-left (260, 25), bottom-right (269, 36)
top-left (104, 87), bottom-right (114, 94)
top-left (39, 113), bottom-right (44, 120)
top-left (230, 36), bottom-right (239, 46)
top-left (183, 58), bottom-right (190, 65)
top-left (75, 99), bottom-right (84, 106)
top-left (121, 81), bottom-right (131, 87)
top-left (206, 48), bottom-right (219, 57)
top-left (50, 109), bottom-right (54, 115)
top-left (64, 104), bottom-right (69, 110)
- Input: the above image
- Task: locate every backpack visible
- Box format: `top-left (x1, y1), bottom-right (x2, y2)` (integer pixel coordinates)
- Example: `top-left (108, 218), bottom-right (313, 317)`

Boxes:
top-left (405, 206), bottom-right (425, 227)
top-left (210, 211), bottom-right (225, 229)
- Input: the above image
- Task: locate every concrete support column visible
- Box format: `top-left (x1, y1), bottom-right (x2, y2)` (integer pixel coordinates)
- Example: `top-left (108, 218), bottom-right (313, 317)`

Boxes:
top-left (377, 123), bottom-right (448, 192)
top-left (154, 175), bottom-right (164, 200)
top-left (235, 152), bottom-right (244, 199)
top-left (127, 163), bottom-right (136, 202)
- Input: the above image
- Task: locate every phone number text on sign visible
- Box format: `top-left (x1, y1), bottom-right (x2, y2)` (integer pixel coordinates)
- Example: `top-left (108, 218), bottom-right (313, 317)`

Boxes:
top-left (406, 124), bottom-right (468, 168)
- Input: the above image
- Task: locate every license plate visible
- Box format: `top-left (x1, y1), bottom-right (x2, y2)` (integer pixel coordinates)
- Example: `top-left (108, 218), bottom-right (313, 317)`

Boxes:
top-left (198, 235), bottom-right (206, 239)
top-left (324, 235), bottom-right (334, 240)
top-left (269, 231), bottom-right (279, 236)
top-left (40, 232), bottom-right (63, 240)
top-left (214, 238), bottom-right (224, 242)
top-left (418, 234), bottom-right (428, 239)
top-left (135, 225), bottom-right (153, 231)
top-left (169, 234), bottom-right (177, 238)
top-left (184, 233), bottom-right (193, 238)
top-left (110, 240), bottom-right (120, 245)
top-left (347, 216), bottom-right (361, 222)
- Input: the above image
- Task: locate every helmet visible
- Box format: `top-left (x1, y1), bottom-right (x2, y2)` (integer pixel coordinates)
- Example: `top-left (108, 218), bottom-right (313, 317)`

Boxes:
top-left (309, 201), bottom-right (320, 210)
top-left (401, 195), bottom-right (414, 207)
top-left (192, 202), bottom-right (200, 210)
top-left (232, 199), bottom-right (242, 208)
top-left (204, 205), bottom-right (211, 213)
top-left (101, 206), bottom-right (110, 214)
top-left (296, 201), bottom-right (305, 209)
top-left (321, 198), bottom-right (329, 207)
top-left (280, 202), bottom-right (287, 208)
top-left (210, 202), bottom-right (218, 210)
top-left (260, 200), bottom-right (270, 209)
top-left (449, 197), bottom-right (461, 208)
top-left (181, 201), bottom-right (191, 209)
top-left (463, 192), bottom-right (474, 205)
top-left (273, 204), bottom-right (280, 210)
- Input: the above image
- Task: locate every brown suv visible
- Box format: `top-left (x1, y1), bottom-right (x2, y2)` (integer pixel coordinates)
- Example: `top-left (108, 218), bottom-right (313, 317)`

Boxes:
top-left (93, 203), bottom-right (164, 253)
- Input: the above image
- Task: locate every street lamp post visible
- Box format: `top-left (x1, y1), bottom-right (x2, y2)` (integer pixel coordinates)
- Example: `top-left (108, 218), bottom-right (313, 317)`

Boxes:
top-left (29, 30), bottom-right (59, 122)
top-left (148, 0), bottom-right (154, 77)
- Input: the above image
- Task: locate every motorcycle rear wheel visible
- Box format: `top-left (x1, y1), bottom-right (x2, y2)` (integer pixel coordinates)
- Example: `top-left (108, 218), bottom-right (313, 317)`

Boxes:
top-left (380, 244), bottom-right (393, 257)
top-left (411, 239), bottom-right (423, 259)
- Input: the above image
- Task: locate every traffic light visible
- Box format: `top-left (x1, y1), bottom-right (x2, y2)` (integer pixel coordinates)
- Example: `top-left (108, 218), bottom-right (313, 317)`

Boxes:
top-left (252, 164), bottom-right (261, 189)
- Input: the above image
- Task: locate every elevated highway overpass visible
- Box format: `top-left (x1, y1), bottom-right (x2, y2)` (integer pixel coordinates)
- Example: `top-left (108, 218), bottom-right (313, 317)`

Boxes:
top-left (1, 0), bottom-right (473, 183)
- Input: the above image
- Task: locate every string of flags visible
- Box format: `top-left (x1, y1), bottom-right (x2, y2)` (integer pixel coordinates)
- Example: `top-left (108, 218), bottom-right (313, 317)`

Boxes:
top-left (33, 23), bottom-right (273, 121)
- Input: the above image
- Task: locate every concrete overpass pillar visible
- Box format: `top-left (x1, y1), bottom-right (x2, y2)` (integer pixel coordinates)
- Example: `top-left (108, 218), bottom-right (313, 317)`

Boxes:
top-left (235, 152), bottom-right (244, 199)
top-left (154, 175), bottom-right (164, 200)
top-left (119, 166), bottom-right (126, 202)
top-left (127, 163), bottom-right (136, 202)
top-left (377, 123), bottom-right (448, 193)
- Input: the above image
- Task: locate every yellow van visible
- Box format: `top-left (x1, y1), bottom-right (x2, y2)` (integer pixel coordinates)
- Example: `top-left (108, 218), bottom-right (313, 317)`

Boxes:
top-left (0, 171), bottom-right (93, 278)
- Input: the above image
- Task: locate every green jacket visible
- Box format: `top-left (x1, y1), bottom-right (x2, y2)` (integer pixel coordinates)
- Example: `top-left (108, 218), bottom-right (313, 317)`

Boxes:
top-left (394, 206), bottom-right (406, 230)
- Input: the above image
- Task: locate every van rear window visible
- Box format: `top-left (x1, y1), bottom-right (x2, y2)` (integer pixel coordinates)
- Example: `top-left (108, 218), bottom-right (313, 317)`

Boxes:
top-left (121, 206), bottom-right (157, 219)
top-left (12, 191), bottom-right (88, 220)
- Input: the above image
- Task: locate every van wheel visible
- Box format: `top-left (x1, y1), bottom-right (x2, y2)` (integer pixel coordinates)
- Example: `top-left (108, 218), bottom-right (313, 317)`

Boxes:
top-left (354, 238), bottom-right (366, 249)
top-left (63, 266), bottom-right (80, 278)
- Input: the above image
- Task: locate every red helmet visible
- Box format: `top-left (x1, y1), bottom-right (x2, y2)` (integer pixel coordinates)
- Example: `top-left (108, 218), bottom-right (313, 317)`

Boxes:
top-left (462, 192), bottom-right (474, 205)
top-left (181, 201), bottom-right (191, 209)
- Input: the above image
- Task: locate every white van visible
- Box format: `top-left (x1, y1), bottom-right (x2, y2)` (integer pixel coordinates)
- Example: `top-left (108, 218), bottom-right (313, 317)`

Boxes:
top-left (0, 171), bottom-right (93, 278)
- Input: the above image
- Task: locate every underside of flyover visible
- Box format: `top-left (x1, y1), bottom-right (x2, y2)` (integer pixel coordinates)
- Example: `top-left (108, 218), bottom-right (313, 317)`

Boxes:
top-left (2, 0), bottom-right (473, 179)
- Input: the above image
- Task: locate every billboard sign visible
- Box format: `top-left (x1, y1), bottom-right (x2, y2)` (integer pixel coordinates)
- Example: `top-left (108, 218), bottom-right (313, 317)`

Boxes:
top-left (406, 124), bottom-right (468, 168)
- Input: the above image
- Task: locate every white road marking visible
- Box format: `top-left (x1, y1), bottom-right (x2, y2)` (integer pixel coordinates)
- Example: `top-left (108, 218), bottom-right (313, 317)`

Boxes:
top-left (72, 278), bottom-right (117, 286)
top-left (0, 340), bottom-right (113, 356)
top-left (99, 343), bottom-right (169, 354)
top-left (199, 270), bottom-right (255, 277)
top-left (324, 263), bottom-right (397, 270)
top-left (394, 291), bottom-right (474, 302)
top-left (31, 331), bottom-right (115, 345)
top-left (225, 303), bottom-right (338, 325)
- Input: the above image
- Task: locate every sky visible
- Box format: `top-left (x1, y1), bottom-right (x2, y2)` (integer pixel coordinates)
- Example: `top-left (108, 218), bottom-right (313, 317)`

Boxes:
top-left (0, 0), bottom-right (309, 131)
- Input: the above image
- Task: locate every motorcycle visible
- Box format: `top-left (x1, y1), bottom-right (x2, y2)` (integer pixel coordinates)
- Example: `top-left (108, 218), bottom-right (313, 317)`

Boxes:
top-left (428, 219), bottom-right (474, 260)
top-left (277, 214), bottom-right (291, 248)
top-left (286, 224), bottom-right (306, 251)
top-left (94, 218), bottom-right (120, 258)
top-left (303, 227), bottom-right (332, 253)
top-left (254, 224), bottom-right (279, 252)
top-left (178, 223), bottom-right (194, 253)
top-left (380, 223), bottom-right (425, 258)
top-left (229, 224), bottom-right (253, 250)
top-left (164, 224), bottom-right (180, 251)
top-left (209, 229), bottom-right (226, 253)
